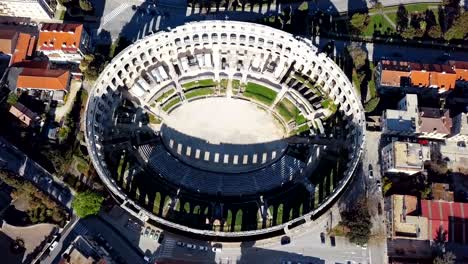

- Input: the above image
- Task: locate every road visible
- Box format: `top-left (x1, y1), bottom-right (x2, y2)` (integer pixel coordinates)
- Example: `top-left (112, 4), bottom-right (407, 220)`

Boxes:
top-left (362, 131), bottom-right (388, 264)
top-left (0, 137), bottom-right (73, 209)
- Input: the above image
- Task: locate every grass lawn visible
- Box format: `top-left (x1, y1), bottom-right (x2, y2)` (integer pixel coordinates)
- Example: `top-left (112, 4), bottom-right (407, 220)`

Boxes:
top-left (182, 79), bottom-right (215, 90)
top-left (321, 99), bottom-right (338, 113)
top-left (243, 82), bottom-right (277, 106)
top-left (275, 98), bottom-right (300, 122)
top-left (162, 97), bottom-right (181, 112)
top-left (185, 87), bottom-right (214, 99)
top-left (155, 89), bottom-right (175, 103)
top-left (364, 14), bottom-right (395, 36)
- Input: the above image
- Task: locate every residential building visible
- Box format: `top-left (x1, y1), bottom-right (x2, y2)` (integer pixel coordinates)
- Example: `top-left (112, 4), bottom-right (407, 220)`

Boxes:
top-left (376, 60), bottom-right (465, 94)
top-left (418, 107), bottom-right (452, 140)
top-left (449, 112), bottom-right (468, 142)
top-left (390, 195), bottom-right (428, 240)
top-left (37, 23), bottom-right (90, 63)
top-left (381, 141), bottom-right (430, 175)
top-left (0, 0), bottom-right (54, 21)
top-left (421, 199), bottom-right (468, 244)
top-left (381, 94), bottom-right (419, 135)
top-left (9, 102), bottom-right (40, 127)
top-left (0, 29), bottom-right (36, 65)
top-left (431, 183), bottom-right (454, 202)
top-left (59, 235), bottom-right (115, 264)
top-left (16, 67), bottom-right (70, 101)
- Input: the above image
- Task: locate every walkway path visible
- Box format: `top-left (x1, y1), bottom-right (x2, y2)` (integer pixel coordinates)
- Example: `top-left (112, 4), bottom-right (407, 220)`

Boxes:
top-left (54, 80), bottom-right (82, 123)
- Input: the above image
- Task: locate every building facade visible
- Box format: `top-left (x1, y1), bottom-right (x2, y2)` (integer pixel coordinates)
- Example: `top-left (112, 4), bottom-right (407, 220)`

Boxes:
top-left (37, 23), bottom-right (90, 63)
top-left (0, 0), bottom-right (54, 21)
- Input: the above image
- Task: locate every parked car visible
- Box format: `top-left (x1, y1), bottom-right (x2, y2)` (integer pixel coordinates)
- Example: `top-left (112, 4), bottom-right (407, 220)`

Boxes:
top-left (211, 246), bottom-right (222, 252)
top-left (49, 241), bottom-right (58, 251)
top-left (176, 241), bottom-right (186, 247)
top-left (280, 236), bottom-right (291, 245)
top-left (199, 245), bottom-right (208, 251)
top-left (320, 232), bottom-right (326, 244)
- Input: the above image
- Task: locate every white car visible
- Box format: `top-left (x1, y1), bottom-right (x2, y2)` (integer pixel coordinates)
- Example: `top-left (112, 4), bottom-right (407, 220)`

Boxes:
top-left (211, 246), bottom-right (222, 252)
top-left (49, 241), bottom-right (59, 251)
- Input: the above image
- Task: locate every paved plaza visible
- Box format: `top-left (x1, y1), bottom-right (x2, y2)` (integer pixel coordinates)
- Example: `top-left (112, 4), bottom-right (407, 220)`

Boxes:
top-left (164, 97), bottom-right (285, 145)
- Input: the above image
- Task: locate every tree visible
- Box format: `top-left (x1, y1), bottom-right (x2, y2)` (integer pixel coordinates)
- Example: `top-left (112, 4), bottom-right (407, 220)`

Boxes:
top-left (434, 251), bottom-right (455, 264)
top-left (428, 25), bottom-right (442, 38)
top-left (347, 45), bottom-right (367, 71)
top-left (396, 5), bottom-right (409, 32)
top-left (444, 12), bottom-right (468, 40)
top-left (350, 13), bottom-right (369, 33)
top-left (340, 198), bottom-right (372, 246)
top-left (72, 191), bottom-right (104, 218)
top-left (79, 0), bottom-right (93, 12)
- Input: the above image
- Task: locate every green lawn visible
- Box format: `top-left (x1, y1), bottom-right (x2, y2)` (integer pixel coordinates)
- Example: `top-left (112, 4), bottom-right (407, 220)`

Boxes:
top-left (182, 79), bottom-right (216, 90)
top-left (275, 98), bottom-right (300, 122)
top-left (243, 82), bottom-right (277, 106)
top-left (364, 14), bottom-right (395, 36)
top-left (184, 87), bottom-right (214, 99)
top-left (155, 89), bottom-right (175, 103)
top-left (162, 97), bottom-right (181, 112)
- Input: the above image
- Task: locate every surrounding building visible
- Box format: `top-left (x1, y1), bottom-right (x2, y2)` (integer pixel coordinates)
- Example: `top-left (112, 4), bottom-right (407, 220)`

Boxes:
top-left (0, 0), bottom-right (54, 21)
top-left (431, 183), bottom-right (454, 202)
top-left (381, 94), bottom-right (419, 135)
top-left (0, 29), bottom-right (36, 65)
top-left (389, 195), bottom-right (428, 240)
top-left (8, 102), bottom-right (40, 127)
top-left (418, 107), bottom-right (452, 140)
top-left (37, 23), bottom-right (90, 63)
top-left (381, 141), bottom-right (430, 175)
top-left (16, 67), bottom-right (70, 101)
top-left (59, 235), bottom-right (115, 264)
top-left (421, 199), bottom-right (468, 244)
top-left (449, 112), bottom-right (468, 142)
top-left (376, 60), bottom-right (467, 94)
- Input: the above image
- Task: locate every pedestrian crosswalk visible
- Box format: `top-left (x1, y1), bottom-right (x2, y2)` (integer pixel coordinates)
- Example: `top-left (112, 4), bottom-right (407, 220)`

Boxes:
top-left (158, 238), bottom-right (176, 257)
top-left (101, 3), bottom-right (131, 27)
top-left (73, 221), bottom-right (89, 236)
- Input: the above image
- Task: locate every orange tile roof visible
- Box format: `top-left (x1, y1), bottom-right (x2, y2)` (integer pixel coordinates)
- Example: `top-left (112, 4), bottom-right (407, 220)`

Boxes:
top-left (410, 71), bottom-right (430, 87)
top-left (11, 33), bottom-right (32, 64)
top-left (430, 72), bottom-right (457, 90)
top-left (380, 70), bottom-right (410, 87)
top-left (17, 68), bottom-right (70, 91)
top-left (37, 23), bottom-right (83, 52)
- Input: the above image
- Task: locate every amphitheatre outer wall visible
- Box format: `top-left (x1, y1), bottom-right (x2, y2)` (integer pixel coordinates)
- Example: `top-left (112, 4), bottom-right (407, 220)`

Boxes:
top-left (85, 20), bottom-right (366, 238)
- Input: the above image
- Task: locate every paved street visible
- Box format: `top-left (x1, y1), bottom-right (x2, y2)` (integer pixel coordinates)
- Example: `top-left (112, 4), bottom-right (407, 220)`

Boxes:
top-left (0, 137), bottom-right (73, 209)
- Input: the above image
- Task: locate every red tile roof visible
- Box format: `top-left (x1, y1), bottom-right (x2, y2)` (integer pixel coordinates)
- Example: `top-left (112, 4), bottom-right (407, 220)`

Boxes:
top-left (421, 200), bottom-right (468, 244)
top-left (37, 23), bottom-right (83, 52)
top-left (17, 68), bottom-right (70, 91)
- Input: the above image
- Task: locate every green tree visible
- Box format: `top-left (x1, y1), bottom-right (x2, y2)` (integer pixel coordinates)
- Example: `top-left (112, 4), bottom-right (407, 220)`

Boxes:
top-left (396, 5), bottom-right (409, 32)
top-left (347, 45), bottom-right (367, 70)
top-left (433, 251), bottom-right (455, 264)
top-left (79, 0), bottom-right (93, 11)
top-left (428, 25), bottom-right (442, 38)
top-left (72, 191), bottom-right (104, 218)
top-left (350, 13), bottom-right (369, 33)
top-left (444, 12), bottom-right (468, 40)
top-left (340, 198), bottom-right (372, 246)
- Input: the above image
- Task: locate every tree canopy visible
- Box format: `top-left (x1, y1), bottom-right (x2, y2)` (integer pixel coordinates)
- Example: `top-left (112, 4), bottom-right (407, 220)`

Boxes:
top-left (72, 191), bottom-right (104, 218)
top-left (340, 198), bottom-right (372, 246)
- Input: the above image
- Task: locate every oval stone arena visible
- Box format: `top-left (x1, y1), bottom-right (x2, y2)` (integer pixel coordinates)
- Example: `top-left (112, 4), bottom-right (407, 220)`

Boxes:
top-left (85, 20), bottom-right (365, 238)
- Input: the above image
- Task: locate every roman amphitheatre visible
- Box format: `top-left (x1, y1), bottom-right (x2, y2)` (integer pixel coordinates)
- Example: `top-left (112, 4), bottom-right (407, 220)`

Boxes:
top-left (85, 20), bottom-right (365, 238)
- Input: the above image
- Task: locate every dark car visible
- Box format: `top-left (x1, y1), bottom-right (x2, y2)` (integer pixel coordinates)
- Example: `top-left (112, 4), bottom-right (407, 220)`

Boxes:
top-left (320, 232), bottom-right (326, 244)
top-left (280, 236), bottom-right (291, 245)
top-left (330, 236), bottom-right (336, 247)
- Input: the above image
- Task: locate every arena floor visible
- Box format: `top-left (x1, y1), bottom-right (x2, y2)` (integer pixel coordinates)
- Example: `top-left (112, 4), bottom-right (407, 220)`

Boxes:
top-left (164, 97), bottom-right (285, 145)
